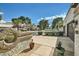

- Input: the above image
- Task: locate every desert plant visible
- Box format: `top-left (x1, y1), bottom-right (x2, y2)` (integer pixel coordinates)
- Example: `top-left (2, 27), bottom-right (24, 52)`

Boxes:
top-left (0, 33), bottom-right (5, 41)
top-left (57, 41), bottom-right (62, 50)
top-left (38, 32), bottom-right (42, 35)
top-left (0, 28), bottom-right (17, 43)
top-left (4, 29), bottom-right (17, 43)
top-left (4, 35), bottom-right (15, 43)
top-left (56, 41), bottom-right (65, 56)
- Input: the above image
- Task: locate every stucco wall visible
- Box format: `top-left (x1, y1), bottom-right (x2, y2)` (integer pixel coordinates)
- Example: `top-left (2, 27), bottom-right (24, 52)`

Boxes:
top-left (74, 13), bottom-right (79, 56)
top-left (64, 8), bottom-right (75, 26)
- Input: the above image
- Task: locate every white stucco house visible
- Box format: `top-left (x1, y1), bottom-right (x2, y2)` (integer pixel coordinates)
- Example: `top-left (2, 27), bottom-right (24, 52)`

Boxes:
top-left (64, 3), bottom-right (79, 55)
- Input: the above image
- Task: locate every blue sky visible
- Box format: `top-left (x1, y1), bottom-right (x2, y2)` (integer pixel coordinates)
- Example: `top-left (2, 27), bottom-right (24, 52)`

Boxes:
top-left (0, 3), bottom-right (71, 24)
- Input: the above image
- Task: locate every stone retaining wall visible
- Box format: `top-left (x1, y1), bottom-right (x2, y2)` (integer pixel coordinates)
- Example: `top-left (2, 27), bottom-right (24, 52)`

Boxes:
top-left (0, 38), bottom-right (32, 56)
top-left (0, 31), bottom-right (33, 56)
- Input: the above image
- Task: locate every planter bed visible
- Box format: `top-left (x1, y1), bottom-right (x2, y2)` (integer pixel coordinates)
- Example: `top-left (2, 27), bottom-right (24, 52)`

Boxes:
top-left (0, 29), bottom-right (33, 56)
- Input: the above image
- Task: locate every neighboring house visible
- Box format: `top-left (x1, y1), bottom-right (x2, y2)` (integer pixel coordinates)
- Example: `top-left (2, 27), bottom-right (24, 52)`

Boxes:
top-left (0, 23), bottom-right (13, 28)
top-left (32, 24), bottom-right (39, 31)
top-left (18, 23), bottom-right (30, 31)
top-left (0, 20), bottom-right (13, 28)
top-left (64, 3), bottom-right (79, 55)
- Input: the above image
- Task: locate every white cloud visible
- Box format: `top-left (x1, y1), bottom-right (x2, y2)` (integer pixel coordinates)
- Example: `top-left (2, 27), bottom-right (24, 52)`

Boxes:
top-left (6, 21), bottom-right (12, 22)
top-left (37, 17), bottom-right (44, 23)
top-left (45, 13), bottom-right (66, 20)
top-left (0, 12), bottom-right (4, 14)
top-left (0, 20), bottom-right (6, 23)
top-left (37, 13), bottom-right (66, 25)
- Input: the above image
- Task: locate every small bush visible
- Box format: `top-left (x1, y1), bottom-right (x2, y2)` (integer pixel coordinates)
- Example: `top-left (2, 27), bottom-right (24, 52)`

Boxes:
top-left (38, 32), bottom-right (42, 35)
top-left (0, 33), bottom-right (5, 41)
top-left (47, 32), bottom-right (64, 36)
top-left (57, 47), bottom-right (65, 56)
top-left (56, 41), bottom-right (65, 56)
top-left (5, 35), bottom-right (16, 43)
top-left (57, 41), bottom-right (62, 50)
top-left (45, 32), bottom-right (53, 36)
top-left (58, 32), bottom-right (63, 36)
top-left (0, 28), bottom-right (17, 43)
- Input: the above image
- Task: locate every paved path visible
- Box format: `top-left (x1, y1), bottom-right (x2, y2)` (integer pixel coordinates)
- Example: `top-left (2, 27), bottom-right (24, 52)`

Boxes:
top-left (16, 36), bottom-right (57, 56)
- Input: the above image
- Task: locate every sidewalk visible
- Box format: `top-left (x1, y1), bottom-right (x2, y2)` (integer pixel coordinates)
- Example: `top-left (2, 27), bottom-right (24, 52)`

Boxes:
top-left (17, 36), bottom-right (57, 56)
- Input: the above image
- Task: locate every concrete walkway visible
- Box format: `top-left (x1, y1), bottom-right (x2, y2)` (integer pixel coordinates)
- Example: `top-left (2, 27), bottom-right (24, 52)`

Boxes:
top-left (16, 36), bottom-right (57, 56)
top-left (16, 36), bottom-right (74, 56)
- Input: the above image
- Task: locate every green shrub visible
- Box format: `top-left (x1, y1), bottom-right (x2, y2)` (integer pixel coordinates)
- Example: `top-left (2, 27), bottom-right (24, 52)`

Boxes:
top-left (44, 32), bottom-right (58, 36)
top-left (58, 32), bottom-right (63, 36)
top-left (45, 32), bottom-right (64, 36)
top-left (0, 28), bottom-right (17, 43)
top-left (0, 33), bottom-right (5, 41)
top-left (5, 35), bottom-right (16, 43)
top-left (57, 47), bottom-right (65, 56)
top-left (56, 41), bottom-right (65, 56)
top-left (38, 32), bottom-right (42, 35)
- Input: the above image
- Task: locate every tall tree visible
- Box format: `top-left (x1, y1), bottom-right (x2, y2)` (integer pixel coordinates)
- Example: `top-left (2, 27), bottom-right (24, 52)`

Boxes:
top-left (12, 18), bottom-right (20, 30)
top-left (18, 16), bottom-right (26, 23)
top-left (52, 17), bottom-right (63, 29)
top-left (26, 17), bottom-right (31, 24)
top-left (11, 16), bottom-right (32, 30)
top-left (0, 15), bottom-right (2, 20)
top-left (18, 16), bottom-right (32, 24)
top-left (38, 19), bottom-right (49, 30)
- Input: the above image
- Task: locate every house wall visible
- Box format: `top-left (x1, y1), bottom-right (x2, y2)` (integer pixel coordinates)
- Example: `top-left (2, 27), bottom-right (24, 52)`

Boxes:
top-left (64, 7), bottom-right (75, 39)
top-left (64, 4), bottom-right (79, 55)
top-left (64, 3), bottom-right (79, 55)
top-left (64, 8), bottom-right (75, 26)
top-left (74, 12), bottom-right (79, 56)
